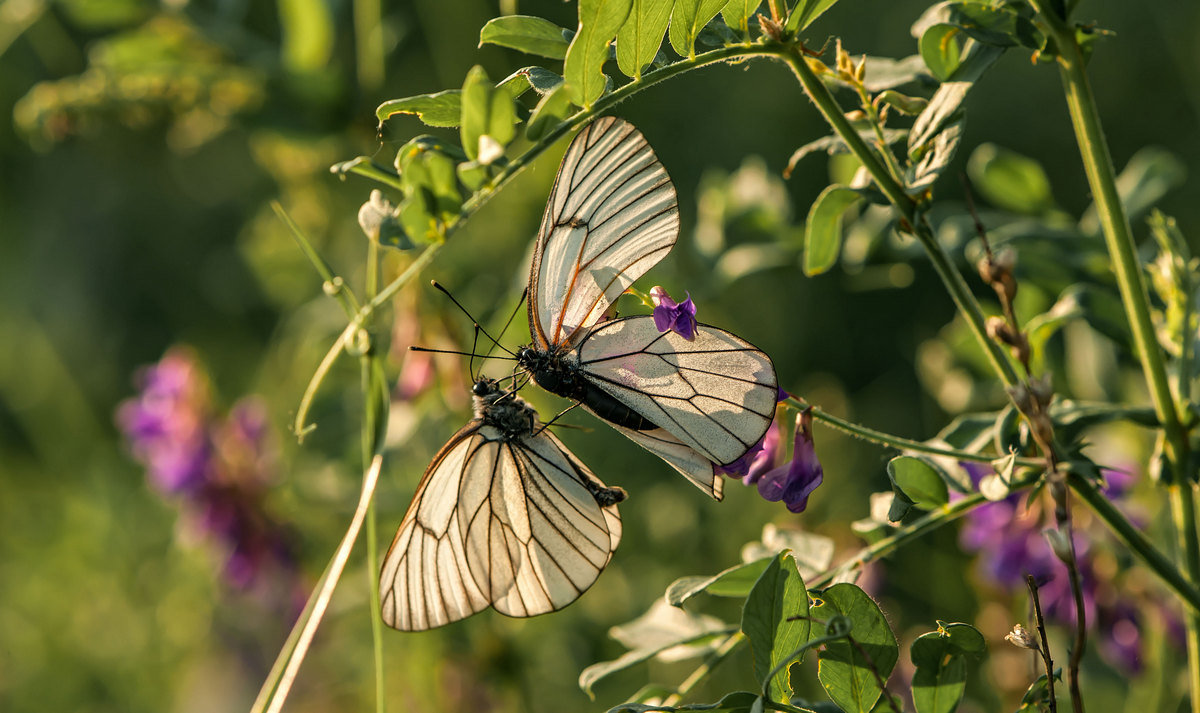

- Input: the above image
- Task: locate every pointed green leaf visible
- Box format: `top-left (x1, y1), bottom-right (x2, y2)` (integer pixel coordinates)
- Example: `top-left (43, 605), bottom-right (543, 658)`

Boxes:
top-left (460, 66), bottom-right (492, 160)
top-left (919, 24), bottom-right (961, 81)
top-left (377, 90), bottom-right (463, 127)
top-left (911, 637), bottom-right (966, 713)
top-left (887, 456), bottom-right (949, 510)
top-left (564, 0), bottom-right (634, 106)
top-left (811, 584), bottom-right (898, 713)
top-left (668, 0), bottom-right (729, 59)
top-left (741, 552), bottom-right (810, 703)
top-left (498, 66), bottom-right (564, 97)
top-left (667, 557), bottom-right (773, 606)
top-left (784, 0), bottom-right (842, 34)
top-left (720, 0), bottom-right (759, 38)
top-left (803, 185), bottom-right (860, 276)
top-left (525, 82), bottom-right (573, 141)
top-left (581, 601), bottom-right (733, 697)
top-left (617, 0), bottom-right (675, 79)
top-left (480, 15), bottom-right (572, 59)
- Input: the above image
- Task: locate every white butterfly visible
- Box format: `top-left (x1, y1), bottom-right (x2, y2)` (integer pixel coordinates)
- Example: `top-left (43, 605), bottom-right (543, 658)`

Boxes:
top-left (516, 117), bottom-right (779, 500)
top-left (379, 378), bottom-right (624, 631)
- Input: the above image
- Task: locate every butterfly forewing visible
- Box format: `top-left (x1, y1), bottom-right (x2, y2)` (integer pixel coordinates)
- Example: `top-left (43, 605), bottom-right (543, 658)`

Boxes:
top-left (380, 402), bottom-right (621, 631)
top-left (576, 316), bottom-right (778, 466)
top-left (530, 117), bottom-right (678, 349)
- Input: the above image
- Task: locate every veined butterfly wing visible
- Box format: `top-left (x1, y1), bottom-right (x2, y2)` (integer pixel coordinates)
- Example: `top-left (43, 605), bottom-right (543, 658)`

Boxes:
top-left (575, 316), bottom-right (778, 464)
top-left (379, 381), bottom-right (623, 631)
top-left (528, 117), bottom-right (678, 350)
top-left (520, 117), bottom-right (778, 498)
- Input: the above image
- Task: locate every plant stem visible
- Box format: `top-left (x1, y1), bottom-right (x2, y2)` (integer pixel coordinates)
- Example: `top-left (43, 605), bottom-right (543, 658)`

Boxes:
top-left (1025, 4), bottom-right (1198, 708)
top-left (660, 631), bottom-right (746, 707)
top-left (789, 397), bottom-right (1041, 467)
top-left (811, 470), bottom-right (1040, 588)
top-left (1172, 483), bottom-right (1200, 711)
top-left (1068, 473), bottom-right (1200, 612)
top-left (777, 46), bottom-right (1020, 391)
top-left (1027, 575), bottom-right (1059, 713)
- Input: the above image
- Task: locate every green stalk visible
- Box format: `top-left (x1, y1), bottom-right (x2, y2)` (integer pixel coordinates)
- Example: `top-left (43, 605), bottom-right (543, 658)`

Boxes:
top-left (362, 237), bottom-right (386, 713)
top-left (1171, 484), bottom-right (1200, 709)
top-left (791, 398), bottom-right (1042, 467)
top-left (777, 47), bottom-right (1020, 390)
top-left (1025, 3), bottom-right (1198, 708)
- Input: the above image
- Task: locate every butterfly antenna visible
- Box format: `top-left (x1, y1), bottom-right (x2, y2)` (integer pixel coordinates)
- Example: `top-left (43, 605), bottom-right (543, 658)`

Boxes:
top-left (469, 324), bottom-right (481, 379)
top-left (533, 401), bottom-right (582, 437)
top-left (430, 281), bottom-right (518, 358)
top-left (409, 345), bottom-right (516, 360)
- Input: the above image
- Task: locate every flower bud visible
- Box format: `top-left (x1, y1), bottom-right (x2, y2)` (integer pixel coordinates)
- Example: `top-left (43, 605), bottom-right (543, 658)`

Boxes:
top-left (1005, 623), bottom-right (1039, 650)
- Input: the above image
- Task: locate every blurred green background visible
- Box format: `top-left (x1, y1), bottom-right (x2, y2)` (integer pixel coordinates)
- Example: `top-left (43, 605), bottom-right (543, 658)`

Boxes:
top-left (2, 0), bottom-right (1198, 711)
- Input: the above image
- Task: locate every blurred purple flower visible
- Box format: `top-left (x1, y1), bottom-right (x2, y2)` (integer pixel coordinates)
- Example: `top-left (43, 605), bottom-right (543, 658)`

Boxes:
top-left (754, 409), bottom-right (823, 513)
top-left (959, 461), bottom-right (1159, 672)
top-left (116, 348), bottom-right (212, 493)
top-left (650, 286), bottom-right (697, 341)
top-left (117, 348), bottom-right (297, 602)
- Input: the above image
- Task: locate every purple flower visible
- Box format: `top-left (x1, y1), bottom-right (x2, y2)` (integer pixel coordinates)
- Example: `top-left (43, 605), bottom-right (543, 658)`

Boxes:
top-left (117, 347), bottom-right (298, 601)
top-left (650, 286), bottom-right (697, 341)
top-left (754, 409), bottom-right (824, 513)
top-left (116, 349), bottom-right (212, 493)
top-left (714, 390), bottom-right (789, 478)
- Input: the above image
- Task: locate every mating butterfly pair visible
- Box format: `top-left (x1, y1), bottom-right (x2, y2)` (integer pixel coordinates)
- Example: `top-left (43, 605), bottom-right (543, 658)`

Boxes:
top-left (380, 118), bottom-right (779, 631)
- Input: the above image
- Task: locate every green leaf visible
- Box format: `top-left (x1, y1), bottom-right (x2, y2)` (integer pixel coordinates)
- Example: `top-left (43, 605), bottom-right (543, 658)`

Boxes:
top-left (460, 66), bottom-right (491, 161)
top-left (887, 456), bottom-right (950, 510)
top-left (564, 0), bottom-right (634, 107)
top-left (720, 0), bottom-right (759, 37)
top-left (1079, 147), bottom-right (1187, 234)
top-left (804, 185), bottom-right (860, 276)
top-left (480, 15), bottom-right (572, 59)
top-left (377, 90), bottom-right (462, 127)
top-left (279, 0), bottom-right (334, 72)
top-left (919, 24), bottom-right (961, 81)
top-left (525, 82), bottom-right (574, 141)
top-left (667, 558), bottom-right (773, 606)
top-left (582, 601), bottom-right (733, 697)
top-left (741, 552), bottom-right (810, 703)
top-left (910, 634), bottom-right (967, 713)
top-left (741, 524), bottom-right (836, 580)
top-left (498, 66), bottom-right (564, 97)
top-left (939, 621), bottom-right (985, 653)
top-left (907, 42), bottom-right (1002, 153)
top-left (811, 584), bottom-right (898, 713)
top-left (907, 116), bottom-right (964, 194)
top-left (785, 0), bottom-right (842, 34)
top-left (668, 0), bottom-right (729, 59)
top-left (459, 66), bottom-right (518, 163)
top-left (617, 0), bottom-right (675, 79)
top-left (967, 143), bottom-right (1054, 214)
top-left (607, 691), bottom-right (762, 713)
top-left (860, 55), bottom-right (932, 92)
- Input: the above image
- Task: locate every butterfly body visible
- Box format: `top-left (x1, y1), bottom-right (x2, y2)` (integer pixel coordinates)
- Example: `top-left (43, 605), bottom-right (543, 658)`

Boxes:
top-left (517, 346), bottom-right (657, 431)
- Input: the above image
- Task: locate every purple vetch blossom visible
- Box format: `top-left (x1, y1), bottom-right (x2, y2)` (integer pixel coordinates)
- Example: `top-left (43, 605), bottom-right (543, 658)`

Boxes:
top-left (753, 409), bottom-right (824, 513)
top-left (117, 348), bottom-right (298, 603)
top-left (714, 388), bottom-right (790, 479)
top-left (649, 286), bottom-right (697, 340)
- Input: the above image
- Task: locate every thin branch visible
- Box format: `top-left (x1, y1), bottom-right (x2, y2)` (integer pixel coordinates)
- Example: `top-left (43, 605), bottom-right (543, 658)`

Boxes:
top-left (1026, 575), bottom-right (1059, 713)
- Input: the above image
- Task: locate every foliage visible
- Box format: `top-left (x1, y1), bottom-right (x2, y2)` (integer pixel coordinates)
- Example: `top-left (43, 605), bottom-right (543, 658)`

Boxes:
top-left (4, 1), bottom-right (1200, 713)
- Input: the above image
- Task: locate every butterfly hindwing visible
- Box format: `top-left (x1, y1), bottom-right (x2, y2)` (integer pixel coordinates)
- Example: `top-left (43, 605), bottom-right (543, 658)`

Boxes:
top-left (575, 316), bottom-right (778, 467)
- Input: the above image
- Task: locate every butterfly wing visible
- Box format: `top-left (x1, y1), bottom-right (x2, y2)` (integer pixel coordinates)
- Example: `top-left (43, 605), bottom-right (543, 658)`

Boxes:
top-left (379, 422), bottom-right (620, 631)
top-left (528, 117), bottom-right (678, 350)
top-left (588, 416), bottom-right (726, 500)
top-left (575, 316), bottom-right (778, 471)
